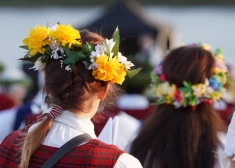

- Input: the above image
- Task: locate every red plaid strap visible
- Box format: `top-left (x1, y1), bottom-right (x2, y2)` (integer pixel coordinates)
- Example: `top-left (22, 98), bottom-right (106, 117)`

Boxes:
top-left (37, 105), bottom-right (63, 122)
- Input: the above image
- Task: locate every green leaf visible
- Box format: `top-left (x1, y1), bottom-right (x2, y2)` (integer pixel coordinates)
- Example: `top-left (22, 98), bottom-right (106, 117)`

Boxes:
top-left (179, 87), bottom-right (190, 92)
top-left (215, 48), bottom-right (222, 55)
top-left (19, 55), bottom-right (40, 63)
top-left (112, 27), bottom-right (120, 56)
top-left (82, 43), bottom-right (93, 55)
top-left (23, 53), bottom-right (30, 58)
top-left (63, 55), bottom-right (77, 64)
top-left (19, 45), bottom-right (29, 50)
top-left (63, 44), bottom-right (71, 56)
top-left (45, 45), bottom-right (52, 55)
top-left (63, 51), bottom-right (86, 64)
top-left (150, 71), bottom-right (158, 83)
top-left (75, 51), bottom-right (87, 61)
top-left (185, 92), bottom-right (193, 98)
top-left (86, 42), bottom-right (95, 51)
top-left (157, 99), bottom-right (165, 105)
top-left (126, 68), bottom-right (142, 78)
top-left (189, 97), bottom-right (197, 106)
top-left (183, 81), bottom-right (191, 88)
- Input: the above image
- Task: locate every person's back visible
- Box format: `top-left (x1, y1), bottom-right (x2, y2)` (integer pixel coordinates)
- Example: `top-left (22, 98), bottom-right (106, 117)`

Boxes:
top-left (0, 23), bottom-right (142, 168)
top-left (130, 44), bottom-right (228, 168)
top-left (0, 126), bottom-right (125, 167)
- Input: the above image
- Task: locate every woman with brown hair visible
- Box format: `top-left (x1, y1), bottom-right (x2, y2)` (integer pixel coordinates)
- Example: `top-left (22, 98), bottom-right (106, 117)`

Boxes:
top-left (130, 44), bottom-right (229, 168)
top-left (0, 24), bottom-right (142, 167)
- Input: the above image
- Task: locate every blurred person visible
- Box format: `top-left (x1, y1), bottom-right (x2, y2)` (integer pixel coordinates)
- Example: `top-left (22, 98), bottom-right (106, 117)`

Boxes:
top-left (13, 72), bottom-right (44, 131)
top-left (0, 68), bottom-right (29, 107)
top-left (135, 33), bottom-right (162, 67)
top-left (0, 62), bottom-right (15, 111)
top-left (0, 92), bottom-right (15, 111)
top-left (8, 84), bottom-right (27, 106)
top-left (0, 68), bottom-right (32, 141)
top-left (130, 43), bottom-right (228, 168)
top-left (0, 23), bottom-right (142, 167)
top-left (224, 112), bottom-right (235, 168)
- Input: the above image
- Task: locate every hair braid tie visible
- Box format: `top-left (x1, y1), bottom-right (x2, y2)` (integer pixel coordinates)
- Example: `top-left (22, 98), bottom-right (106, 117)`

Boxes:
top-left (37, 105), bottom-right (63, 122)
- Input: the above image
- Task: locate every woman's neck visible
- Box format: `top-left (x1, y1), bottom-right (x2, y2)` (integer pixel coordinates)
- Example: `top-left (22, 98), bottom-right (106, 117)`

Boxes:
top-left (69, 96), bottom-right (100, 120)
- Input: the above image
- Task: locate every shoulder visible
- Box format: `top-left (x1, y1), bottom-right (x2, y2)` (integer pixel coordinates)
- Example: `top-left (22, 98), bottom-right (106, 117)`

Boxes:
top-left (115, 153), bottom-right (143, 168)
top-left (86, 140), bottom-right (142, 167)
top-left (0, 130), bottom-right (23, 151)
top-left (1, 127), bottom-right (29, 146)
top-left (1, 130), bottom-right (20, 145)
top-left (88, 139), bottom-right (124, 154)
top-left (0, 130), bottom-right (24, 166)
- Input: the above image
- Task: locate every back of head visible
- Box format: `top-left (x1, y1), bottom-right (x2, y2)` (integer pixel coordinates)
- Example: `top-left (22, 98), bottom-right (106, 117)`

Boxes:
top-left (44, 30), bottom-right (105, 111)
top-left (163, 46), bottom-right (214, 85)
top-left (19, 24), bottom-right (136, 168)
top-left (130, 45), bottom-right (227, 168)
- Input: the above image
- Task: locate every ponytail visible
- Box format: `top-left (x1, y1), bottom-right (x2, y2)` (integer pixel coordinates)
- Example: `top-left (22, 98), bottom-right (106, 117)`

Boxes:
top-left (20, 118), bottom-right (53, 168)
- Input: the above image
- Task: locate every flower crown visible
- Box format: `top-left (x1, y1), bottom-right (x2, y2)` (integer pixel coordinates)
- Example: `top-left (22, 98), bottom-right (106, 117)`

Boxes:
top-left (20, 23), bottom-right (141, 85)
top-left (151, 43), bottom-right (229, 109)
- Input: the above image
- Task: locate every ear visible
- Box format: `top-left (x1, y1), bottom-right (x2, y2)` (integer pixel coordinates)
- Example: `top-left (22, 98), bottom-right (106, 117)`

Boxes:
top-left (98, 83), bottom-right (109, 100)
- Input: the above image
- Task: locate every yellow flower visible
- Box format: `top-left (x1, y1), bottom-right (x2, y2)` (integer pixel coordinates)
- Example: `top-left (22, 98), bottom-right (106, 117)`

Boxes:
top-left (156, 82), bottom-right (176, 100)
top-left (211, 91), bottom-right (221, 101)
top-left (192, 84), bottom-right (206, 97)
top-left (23, 25), bottom-right (50, 56)
top-left (215, 54), bottom-right (225, 64)
top-left (92, 55), bottom-right (126, 84)
top-left (214, 67), bottom-right (221, 74)
top-left (201, 43), bottom-right (211, 51)
top-left (156, 87), bottom-right (162, 97)
top-left (158, 82), bottom-right (171, 95)
top-left (50, 24), bottom-right (81, 48)
top-left (112, 64), bottom-right (126, 84)
top-left (167, 84), bottom-right (177, 99)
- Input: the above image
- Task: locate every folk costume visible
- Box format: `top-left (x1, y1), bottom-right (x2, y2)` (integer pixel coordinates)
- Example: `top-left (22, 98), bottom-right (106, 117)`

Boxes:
top-left (0, 109), bottom-right (142, 167)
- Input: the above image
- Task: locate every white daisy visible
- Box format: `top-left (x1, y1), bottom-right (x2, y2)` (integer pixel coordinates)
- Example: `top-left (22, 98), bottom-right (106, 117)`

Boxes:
top-left (30, 59), bottom-right (45, 71)
top-left (105, 39), bottom-right (115, 52)
top-left (117, 52), bottom-right (134, 69)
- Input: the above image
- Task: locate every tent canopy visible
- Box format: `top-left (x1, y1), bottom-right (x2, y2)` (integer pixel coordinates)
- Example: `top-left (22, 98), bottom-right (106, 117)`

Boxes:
top-left (79, 0), bottom-right (162, 55)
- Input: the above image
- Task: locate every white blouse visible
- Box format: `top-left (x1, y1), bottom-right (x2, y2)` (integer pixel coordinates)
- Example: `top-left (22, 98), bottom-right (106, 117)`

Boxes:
top-left (29, 110), bottom-right (142, 168)
top-left (225, 112), bottom-right (235, 158)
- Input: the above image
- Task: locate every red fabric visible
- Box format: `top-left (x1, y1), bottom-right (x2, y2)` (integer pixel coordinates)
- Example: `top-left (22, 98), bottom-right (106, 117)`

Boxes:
top-left (106, 105), bottom-right (156, 120)
top-left (92, 112), bottom-right (110, 136)
top-left (216, 103), bottom-right (235, 125)
top-left (0, 128), bottom-right (124, 167)
top-left (0, 94), bottom-right (15, 111)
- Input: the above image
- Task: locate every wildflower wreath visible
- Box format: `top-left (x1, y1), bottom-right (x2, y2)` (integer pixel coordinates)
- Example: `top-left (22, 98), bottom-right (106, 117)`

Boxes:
top-left (20, 23), bottom-right (141, 85)
top-left (151, 43), bottom-right (229, 108)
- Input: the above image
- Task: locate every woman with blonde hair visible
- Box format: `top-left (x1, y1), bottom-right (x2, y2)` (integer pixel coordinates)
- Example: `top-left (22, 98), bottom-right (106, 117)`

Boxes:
top-left (130, 43), bottom-right (229, 168)
top-left (0, 23), bottom-right (142, 168)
